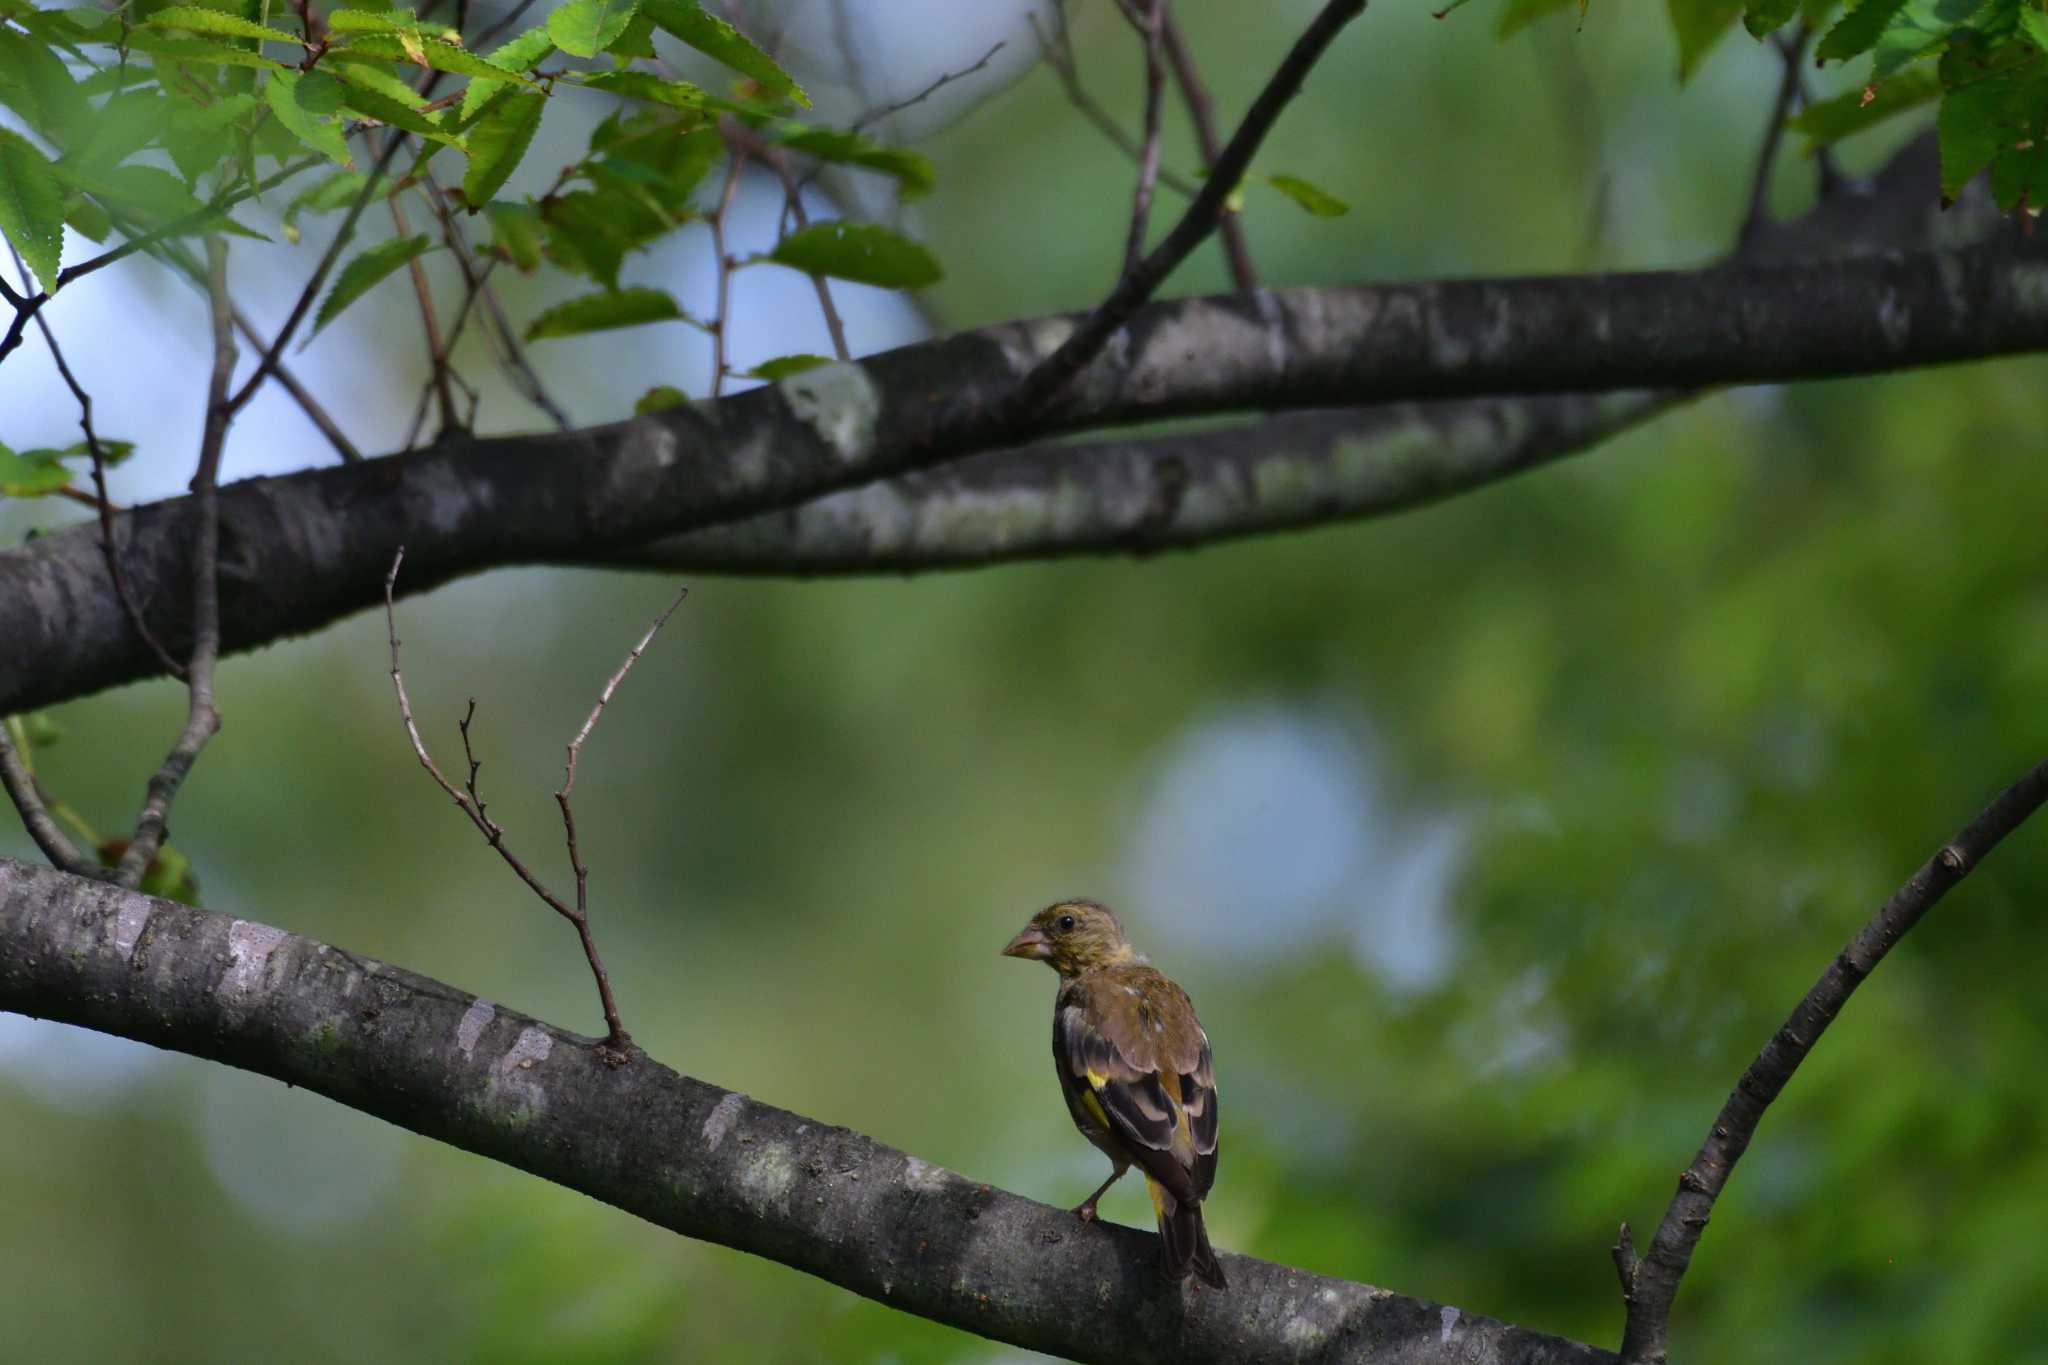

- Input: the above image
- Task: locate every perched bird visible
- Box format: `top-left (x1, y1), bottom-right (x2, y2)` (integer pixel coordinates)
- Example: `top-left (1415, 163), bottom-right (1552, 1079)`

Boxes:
top-left (1002, 899), bottom-right (1226, 1289)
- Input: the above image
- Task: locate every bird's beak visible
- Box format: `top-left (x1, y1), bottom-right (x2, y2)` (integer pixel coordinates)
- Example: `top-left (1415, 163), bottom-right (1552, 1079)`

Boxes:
top-left (1002, 925), bottom-right (1051, 960)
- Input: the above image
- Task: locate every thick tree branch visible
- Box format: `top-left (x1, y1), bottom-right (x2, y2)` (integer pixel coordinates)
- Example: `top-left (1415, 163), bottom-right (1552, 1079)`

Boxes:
top-left (604, 392), bottom-right (1677, 574)
top-left (0, 855), bottom-right (1612, 1365)
top-left (1617, 753), bottom-right (2048, 1363)
top-left (0, 139), bottom-right (2026, 716)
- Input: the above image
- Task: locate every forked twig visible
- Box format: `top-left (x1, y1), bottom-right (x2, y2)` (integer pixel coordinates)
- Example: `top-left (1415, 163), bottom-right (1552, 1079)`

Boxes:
top-left (383, 548), bottom-right (688, 1059)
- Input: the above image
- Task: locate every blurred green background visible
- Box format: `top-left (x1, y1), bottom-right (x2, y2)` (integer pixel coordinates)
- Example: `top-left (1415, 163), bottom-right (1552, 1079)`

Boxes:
top-left (5, 0), bottom-right (2048, 1361)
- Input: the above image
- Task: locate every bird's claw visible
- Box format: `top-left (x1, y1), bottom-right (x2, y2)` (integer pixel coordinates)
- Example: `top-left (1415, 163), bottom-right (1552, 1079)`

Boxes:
top-left (1072, 1202), bottom-right (1099, 1224)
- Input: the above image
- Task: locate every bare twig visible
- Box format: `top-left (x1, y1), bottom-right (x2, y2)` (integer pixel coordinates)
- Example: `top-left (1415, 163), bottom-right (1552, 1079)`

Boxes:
top-left (743, 133), bottom-right (850, 361)
top-left (0, 718), bottom-right (92, 873)
top-left (1030, 8), bottom-right (1199, 200)
top-left (1116, 0), bottom-right (1168, 280)
top-left (1159, 8), bottom-right (1257, 293)
top-left (385, 169), bottom-right (459, 436)
top-left (709, 140), bottom-right (748, 397)
top-left (4, 243), bottom-right (187, 678)
top-left (850, 39), bottom-right (1007, 135)
top-left (113, 237), bottom-right (234, 890)
top-left (1737, 24), bottom-right (1811, 251)
top-left (383, 549), bottom-right (684, 1056)
top-left (1010, 0), bottom-right (1368, 417)
top-left (1618, 752), bottom-right (2048, 1363)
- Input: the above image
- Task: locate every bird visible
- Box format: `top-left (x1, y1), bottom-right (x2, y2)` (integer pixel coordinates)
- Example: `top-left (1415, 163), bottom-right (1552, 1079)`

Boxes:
top-left (1002, 898), bottom-right (1226, 1289)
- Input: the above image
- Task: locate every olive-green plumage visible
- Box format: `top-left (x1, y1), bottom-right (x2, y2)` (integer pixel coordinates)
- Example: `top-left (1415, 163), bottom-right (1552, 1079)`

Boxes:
top-left (1003, 899), bottom-right (1226, 1290)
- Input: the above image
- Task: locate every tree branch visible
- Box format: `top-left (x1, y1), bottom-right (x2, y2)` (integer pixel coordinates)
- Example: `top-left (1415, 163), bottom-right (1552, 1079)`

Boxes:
top-left (1160, 6), bottom-right (1259, 293)
top-left (0, 137), bottom-right (2027, 716)
top-left (1617, 752), bottom-right (2048, 1363)
top-left (0, 855), bottom-right (1613, 1365)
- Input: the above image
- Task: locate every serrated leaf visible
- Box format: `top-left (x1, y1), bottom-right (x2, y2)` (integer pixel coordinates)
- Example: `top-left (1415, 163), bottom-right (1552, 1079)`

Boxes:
top-left (634, 383), bottom-right (689, 413)
top-left (576, 68), bottom-right (713, 111)
top-left (163, 89), bottom-right (261, 182)
top-left (1743, 0), bottom-right (1801, 36)
top-left (748, 354), bottom-right (829, 381)
top-left (1815, 0), bottom-right (1910, 61)
top-left (0, 128), bottom-right (64, 292)
top-left (541, 190), bottom-right (628, 287)
top-left (146, 5), bottom-right (302, 44)
top-left (332, 33), bottom-right (541, 87)
top-left (0, 442), bottom-right (72, 497)
top-left (325, 55), bottom-right (432, 109)
top-left (67, 89), bottom-right (167, 171)
top-left (462, 28), bottom-right (554, 122)
top-left (768, 221), bottom-right (940, 289)
top-left (765, 122), bottom-right (934, 197)
top-left (325, 9), bottom-right (426, 33)
top-left (486, 199), bottom-right (544, 269)
top-left (642, 0), bottom-right (806, 105)
top-left (63, 188), bottom-right (111, 242)
top-left (549, 0), bottom-right (641, 58)
top-left (338, 80), bottom-right (464, 143)
top-left (309, 234), bottom-right (431, 339)
top-left (1789, 66), bottom-right (1940, 143)
top-left (1262, 172), bottom-right (1349, 216)
top-left (266, 68), bottom-right (353, 165)
top-left (120, 29), bottom-right (290, 70)
top-left (0, 29), bottom-right (90, 145)
top-left (524, 285), bottom-right (683, 340)
top-left (608, 9), bottom-right (657, 58)
top-left (463, 89), bottom-right (545, 207)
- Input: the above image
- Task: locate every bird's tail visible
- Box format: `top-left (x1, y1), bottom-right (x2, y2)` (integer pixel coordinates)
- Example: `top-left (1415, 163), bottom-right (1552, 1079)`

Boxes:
top-left (1149, 1178), bottom-right (1228, 1290)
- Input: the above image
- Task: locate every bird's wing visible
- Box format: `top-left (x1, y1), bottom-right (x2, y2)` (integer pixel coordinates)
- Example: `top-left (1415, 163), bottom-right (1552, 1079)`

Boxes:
top-left (1060, 968), bottom-right (1219, 1203)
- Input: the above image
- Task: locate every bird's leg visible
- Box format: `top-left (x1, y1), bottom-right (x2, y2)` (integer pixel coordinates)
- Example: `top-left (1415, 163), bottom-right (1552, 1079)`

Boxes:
top-left (1073, 1164), bottom-right (1128, 1223)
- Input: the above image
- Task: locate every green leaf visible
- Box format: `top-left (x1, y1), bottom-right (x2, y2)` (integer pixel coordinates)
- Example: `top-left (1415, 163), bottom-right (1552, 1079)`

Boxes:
top-left (0, 29), bottom-right (90, 145)
top-left (0, 128), bottom-right (64, 292)
top-left (337, 80), bottom-right (463, 143)
top-left (1788, 66), bottom-right (1940, 144)
top-left (634, 383), bottom-right (689, 413)
top-left (0, 442), bottom-right (72, 497)
top-left (486, 199), bottom-right (544, 269)
top-left (332, 34), bottom-right (541, 87)
top-left (266, 69), bottom-right (353, 166)
top-left (642, 0), bottom-right (807, 105)
top-left (548, 0), bottom-right (641, 58)
top-left (461, 28), bottom-right (555, 123)
top-left (462, 89), bottom-right (545, 208)
top-left (162, 89), bottom-right (261, 182)
top-left (541, 190), bottom-right (629, 287)
top-left (575, 68), bottom-right (713, 112)
top-left (62, 188), bottom-right (111, 242)
top-left (524, 285), bottom-right (683, 341)
top-left (282, 170), bottom-right (381, 242)
top-left (136, 842), bottom-right (201, 905)
top-left (145, 5), bottom-right (302, 44)
top-left (119, 29), bottom-right (290, 70)
top-left (767, 221), bottom-right (941, 289)
top-left (1261, 172), bottom-right (1349, 216)
top-left (325, 54), bottom-right (432, 109)
top-left (1668, 0), bottom-right (1747, 78)
top-left (608, 9), bottom-right (657, 58)
top-left (1743, 0), bottom-right (1801, 37)
top-left (764, 122), bottom-right (934, 197)
top-left (53, 436), bottom-right (136, 465)
top-left (1814, 0), bottom-right (1910, 62)
top-left (748, 353), bottom-right (830, 381)
top-left (309, 234), bottom-right (432, 339)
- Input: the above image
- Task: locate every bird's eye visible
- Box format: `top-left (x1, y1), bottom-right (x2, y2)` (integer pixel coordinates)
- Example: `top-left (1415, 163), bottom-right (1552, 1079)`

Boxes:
top-left (1056, 914), bottom-right (1076, 933)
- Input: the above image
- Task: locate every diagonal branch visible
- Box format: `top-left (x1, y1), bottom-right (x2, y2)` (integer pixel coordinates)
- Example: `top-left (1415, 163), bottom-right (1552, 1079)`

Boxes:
top-left (0, 720), bottom-right (91, 873)
top-left (1159, 7), bottom-right (1259, 292)
top-left (0, 854), bottom-right (1615, 1365)
top-left (1615, 753), bottom-right (2048, 1363)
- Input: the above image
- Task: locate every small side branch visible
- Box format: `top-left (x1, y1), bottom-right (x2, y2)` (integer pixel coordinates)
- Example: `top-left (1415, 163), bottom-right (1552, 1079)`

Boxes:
top-left (1010, 0), bottom-right (1368, 417)
top-left (383, 549), bottom-right (685, 1057)
top-left (0, 719), bottom-right (91, 874)
top-left (113, 237), bottom-right (234, 890)
top-left (1115, 0), bottom-right (1169, 280)
top-left (1618, 752), bottom-right (2048, 1363)
top-left (1736, 24), bottom-right (1811, 251)
top-left (1159, 7), bottom-right (1259, 292)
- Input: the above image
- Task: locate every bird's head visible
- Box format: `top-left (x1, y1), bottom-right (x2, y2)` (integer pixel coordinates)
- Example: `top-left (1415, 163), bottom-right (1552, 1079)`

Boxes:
top-left (1002, 899), bottom-right (1134, 977)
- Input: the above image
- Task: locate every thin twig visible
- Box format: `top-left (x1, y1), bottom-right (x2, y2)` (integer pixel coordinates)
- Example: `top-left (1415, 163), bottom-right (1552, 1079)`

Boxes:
top-left (851, 38), bottom-right (1007, 135)
top-left (1116, 0), bottom-right (1168, 280)
top-left (1737, 23), bottom-right (1811, 251)
top-left (114, 236), bottom-right (234, 890)
top-left (0, 718), bottom-right (92, 873)
top-left (1159, 7), bottom-right (1257, 293)
top-left (1618, 752), bottom-right (2048, 1363)
top-left (709, 139), bottom-right (748, 397)
top-left (383, 550), bottom-right (683, 1057)
top-left (1010, 0), bottom-right (1368, 418)
top-left (385, 168), bottom-right (459, 436)
top-left (752, 139), bottom-right (850, 361)
top-left (1030, 9), bottom-right (1199, 199)
top-left (4, 242), bottom-right (187, 678)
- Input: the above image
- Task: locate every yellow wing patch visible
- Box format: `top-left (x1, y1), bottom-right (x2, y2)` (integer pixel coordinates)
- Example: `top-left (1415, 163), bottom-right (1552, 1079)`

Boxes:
top-left (1079, 1085), bottom-right (1111, 1131)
